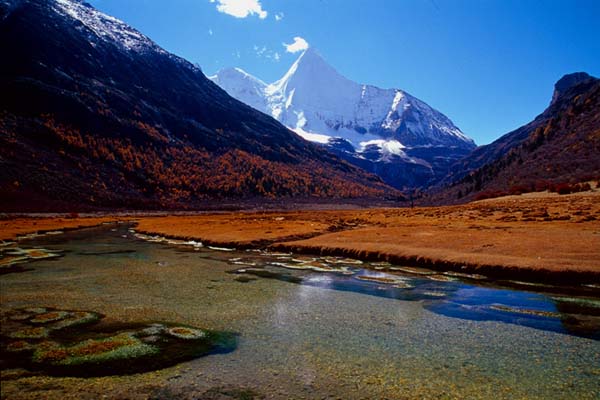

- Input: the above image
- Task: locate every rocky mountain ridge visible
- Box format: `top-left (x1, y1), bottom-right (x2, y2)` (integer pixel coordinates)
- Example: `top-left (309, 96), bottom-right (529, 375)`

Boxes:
top-left (210, 48), bottom-right (476, 189)
top-left (432, 72), bottom-right (600, 203)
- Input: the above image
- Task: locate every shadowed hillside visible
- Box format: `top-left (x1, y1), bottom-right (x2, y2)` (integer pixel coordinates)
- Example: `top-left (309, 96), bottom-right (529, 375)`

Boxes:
top-left (0, 0), bottom-right (396, 211)
top-left (431, 73), bottom-right (600, 203)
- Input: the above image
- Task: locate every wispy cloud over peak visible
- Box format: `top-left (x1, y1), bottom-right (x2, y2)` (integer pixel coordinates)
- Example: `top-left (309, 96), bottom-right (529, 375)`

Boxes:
top-left (284, 36), bottom-right (309, 53)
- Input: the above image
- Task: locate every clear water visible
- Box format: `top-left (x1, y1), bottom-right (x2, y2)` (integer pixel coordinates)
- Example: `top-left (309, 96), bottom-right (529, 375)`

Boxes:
top-left (1, 224), bottom-right (599, 399)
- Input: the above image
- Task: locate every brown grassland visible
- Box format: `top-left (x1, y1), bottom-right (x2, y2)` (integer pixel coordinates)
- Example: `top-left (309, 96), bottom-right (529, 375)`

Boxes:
top-left (0, 217), bottom-right (124, 241)
top-left (2, 191), bottom-right (599, 283)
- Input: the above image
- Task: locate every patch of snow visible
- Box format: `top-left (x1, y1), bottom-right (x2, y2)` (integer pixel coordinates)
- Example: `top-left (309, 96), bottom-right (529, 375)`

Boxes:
top-left (210, 46), bottom-right (476, 153)
top-left (358, 139), bottom-right (406, 162)
top-left (209, 67), bottom-right (267, 111)
top-left (54, 0), bottom-right (165, 54)
top-left (293, 127), bottom-right (331, 144)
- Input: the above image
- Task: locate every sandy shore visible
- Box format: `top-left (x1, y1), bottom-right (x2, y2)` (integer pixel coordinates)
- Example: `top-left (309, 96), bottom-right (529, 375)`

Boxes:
top-left (2, 191), bottom-right (599, 283)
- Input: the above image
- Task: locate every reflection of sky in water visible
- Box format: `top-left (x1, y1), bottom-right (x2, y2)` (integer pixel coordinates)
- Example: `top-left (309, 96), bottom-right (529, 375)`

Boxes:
top-left (271, 278), bottom-right (340, 387)
top-left (15, 224), bottom-right (600, 342)
top-left (304, 274), bottom-right (335, 287)
top-left (237, 262), bottom-right (599, 340)
top-left (7, 224), bottom-right (599, 398)
top-left (423, 286), bottom-right (588, 337)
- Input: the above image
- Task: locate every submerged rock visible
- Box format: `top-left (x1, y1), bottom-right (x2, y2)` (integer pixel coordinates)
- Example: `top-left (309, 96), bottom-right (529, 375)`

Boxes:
top-left (234, 275), bottom-right (257, 283)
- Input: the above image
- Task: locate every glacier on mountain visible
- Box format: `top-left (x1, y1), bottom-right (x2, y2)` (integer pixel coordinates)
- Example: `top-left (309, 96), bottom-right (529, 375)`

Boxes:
top-left (209, 47), bottom-right (475, 171)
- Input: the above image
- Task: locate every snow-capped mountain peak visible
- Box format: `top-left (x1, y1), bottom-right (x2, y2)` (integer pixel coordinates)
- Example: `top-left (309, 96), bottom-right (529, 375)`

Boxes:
top-left (266, 48), bottom-right (362, 132)
top-left (209, 47), bottom-right (476, 188)
top-left (269, 47), bottom-right (354, 95)
top-left (211, 47), bottom-right (473, 149)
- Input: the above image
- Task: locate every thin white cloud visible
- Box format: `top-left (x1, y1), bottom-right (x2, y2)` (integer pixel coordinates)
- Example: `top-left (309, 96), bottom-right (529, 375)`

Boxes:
top-left (253, 44), bottom-right (267, 56)
top-left (283, 36), bottom-right (309, 53)
top-left (253, 45), bottom-right (280, 62)
top-left (209, 0), bottom-right (267, 19)
top-left (275, 12), bottom-right (284, 21)
top-left (208, 28), bottom-right (213, 35)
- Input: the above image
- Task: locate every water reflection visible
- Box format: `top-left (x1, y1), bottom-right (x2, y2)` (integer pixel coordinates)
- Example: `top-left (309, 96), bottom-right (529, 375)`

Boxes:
top-left (228, 261), bottom-right (600, 340)
top-left (6, 224), bottom-right (600, 341)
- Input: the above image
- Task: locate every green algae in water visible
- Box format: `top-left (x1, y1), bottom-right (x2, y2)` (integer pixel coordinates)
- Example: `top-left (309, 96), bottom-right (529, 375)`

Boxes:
top-left (32, 332), bottom-right (159, 366)
top-left (1, 307), bottom-right (237, 377)
top-left (7, 327), bottom-right (50, 339)
top-left (5, 307), bottom-right (103, 331)
top-left (166, 326), bottom-right (207, 340)
top-left (50, 311), bottom-right (102, 330)
top-left (30, 311), bottom-right (71, 324)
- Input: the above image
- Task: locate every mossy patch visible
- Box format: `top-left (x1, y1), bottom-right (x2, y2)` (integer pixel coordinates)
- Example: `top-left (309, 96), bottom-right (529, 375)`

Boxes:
top-left (30, 311), bottom-right (71, 324)
top-left (166, 326), bottom-right (207, 340)
top-left (8, 327), bottom-right (49, 339)
top-left (52, 311), bottom-right (102, 329)
top-left (1, 307), bottom-right (237, 377)
top-left (24, 307), bottom-right (48, 314)
top-left (6, 340), bottom-right (36, 352)
top-left (32, 332), bottom-right (158, 366)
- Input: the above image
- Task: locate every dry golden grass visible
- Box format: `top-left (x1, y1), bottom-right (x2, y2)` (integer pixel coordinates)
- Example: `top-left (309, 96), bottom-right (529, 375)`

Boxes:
top-left (0, 217), bottom-right (122, 242)
top-left (2, 192), bottom-right (599, 281)
top-left (135, 213), bottom-right (333, 247)
top-left (134, 192), bottom-right (600, 280)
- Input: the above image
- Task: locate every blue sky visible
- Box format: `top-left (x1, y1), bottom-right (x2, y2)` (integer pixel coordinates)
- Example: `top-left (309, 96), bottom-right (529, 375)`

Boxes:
top-left (88, 0), bottom-right (600, 145)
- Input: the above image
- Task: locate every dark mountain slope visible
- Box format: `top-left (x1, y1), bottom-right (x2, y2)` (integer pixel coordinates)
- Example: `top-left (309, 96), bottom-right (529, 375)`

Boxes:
top-left (0, 0), bottom-right (395, 211)
top-left (433, 73), bottom-right (600, 203)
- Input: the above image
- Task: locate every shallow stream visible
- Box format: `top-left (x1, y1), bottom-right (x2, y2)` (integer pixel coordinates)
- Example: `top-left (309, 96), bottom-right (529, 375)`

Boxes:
top-left (1, 223), bottom-right (599, 399)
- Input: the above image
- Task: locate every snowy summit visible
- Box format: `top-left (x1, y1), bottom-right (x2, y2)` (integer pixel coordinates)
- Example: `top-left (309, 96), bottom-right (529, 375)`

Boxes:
top-left (210, 48), bottom-right (474, 158)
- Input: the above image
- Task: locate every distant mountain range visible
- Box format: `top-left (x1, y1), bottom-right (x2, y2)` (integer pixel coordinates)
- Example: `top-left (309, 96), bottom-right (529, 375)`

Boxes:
top-left (0, 0), bottom-right (397, 211)
top-left (1, 0), bottom-right (596, 212)
top-left (432, 72), bottom-right (600, 203)
top-left (210, 48), bottom-right (476, 189)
